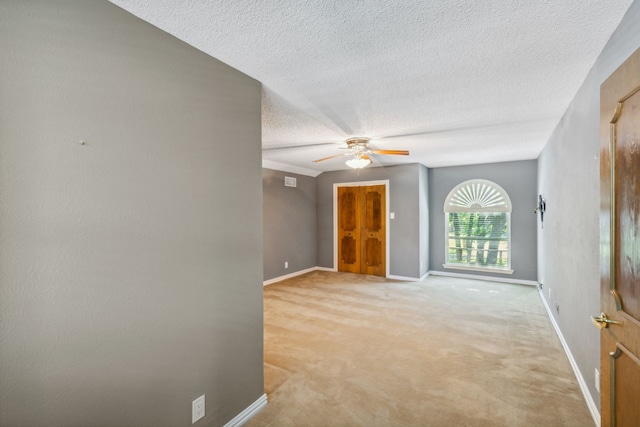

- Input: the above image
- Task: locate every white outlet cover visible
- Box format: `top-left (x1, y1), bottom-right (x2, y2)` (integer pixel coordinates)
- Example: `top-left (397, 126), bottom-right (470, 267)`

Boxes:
top-left (192, 395), bottom-right (205, 424)
top-left (595, 369), bottom-right (600, 393)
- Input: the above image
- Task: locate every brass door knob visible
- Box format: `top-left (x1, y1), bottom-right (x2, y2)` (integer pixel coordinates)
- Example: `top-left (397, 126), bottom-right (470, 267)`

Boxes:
top-left (590, 313), bottom-right (621, 329)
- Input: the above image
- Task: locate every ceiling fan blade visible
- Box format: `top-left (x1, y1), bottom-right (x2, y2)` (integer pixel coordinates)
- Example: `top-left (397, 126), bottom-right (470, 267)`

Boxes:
top-left (370, 149), bottom-right (410, 155)
top-left (262, 141), bottom-right (340, 152)
top-left (312, 153), bottom-right (346, 163)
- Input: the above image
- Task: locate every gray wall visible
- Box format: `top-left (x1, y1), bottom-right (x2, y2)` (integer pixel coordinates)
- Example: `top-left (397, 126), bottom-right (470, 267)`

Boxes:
top-left (429, 160), bottom-right (538, 281)
top-left (0, 2), bottom-right (264, 426)
top-left (537, 0), bottom-right (640, 410)
top-left (419, 165), bottom-right (430, 276)
top-left (263, 169), bottom-right (317, 281)
top-left (317, 164), bottom-right (423, 279)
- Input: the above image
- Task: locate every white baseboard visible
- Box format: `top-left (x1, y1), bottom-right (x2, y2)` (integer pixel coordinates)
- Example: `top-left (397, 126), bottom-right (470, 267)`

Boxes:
top-left (387, 272), bottom-right (429, 282)
top-left (428, 270), bottom-right (537, 286)
top-left (387, 274), bottom-right (419, 281)
top-left (263, 266), bottom-right (339, 286)
top-left (223, 394), bottom-right (267, 427)
top-left (263, 267), bottom-right (317, 286)
top-left (266, 268), bottom-right (428, 284)
top-left (537, 290), bottom-right (600, 427)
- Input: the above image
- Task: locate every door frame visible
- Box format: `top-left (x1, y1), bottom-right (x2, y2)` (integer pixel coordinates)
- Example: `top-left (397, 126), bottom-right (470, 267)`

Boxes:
top-left (333, 180), bottom-right (390, 277)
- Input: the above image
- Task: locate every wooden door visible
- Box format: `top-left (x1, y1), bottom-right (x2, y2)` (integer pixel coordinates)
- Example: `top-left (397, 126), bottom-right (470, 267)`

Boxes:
top-left (360, 185), bottom-right (386, 276)
top-left (337, 185), bottom-right (386, 277)
top-left (338, 186), bottom-right (361, 274)
top-left (598, 46), bottom-right (640, 427)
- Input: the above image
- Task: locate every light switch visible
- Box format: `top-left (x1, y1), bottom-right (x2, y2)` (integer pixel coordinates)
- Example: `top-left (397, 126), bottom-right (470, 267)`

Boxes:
top-left (390, 212), bottom-right (395, 219)
top-left (192, 395), bottom-right (205, 423)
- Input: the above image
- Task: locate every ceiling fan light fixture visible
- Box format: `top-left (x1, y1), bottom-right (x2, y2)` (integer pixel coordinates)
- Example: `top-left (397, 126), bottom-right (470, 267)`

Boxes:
top-left (345, 156), bottom-right (371, 169)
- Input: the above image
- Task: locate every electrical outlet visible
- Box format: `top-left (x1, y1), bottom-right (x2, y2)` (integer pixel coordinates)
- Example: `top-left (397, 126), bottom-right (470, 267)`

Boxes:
top-left (555, 302), bottom-right (560, 314)
top-left (192, 395), bottom-right (205, 424)
top-left (595, 369), bottom-right (600, 393)
top-left (284, 261), bottom-right (288, 269)
top-left (548, 288), bottom-right (551, 299)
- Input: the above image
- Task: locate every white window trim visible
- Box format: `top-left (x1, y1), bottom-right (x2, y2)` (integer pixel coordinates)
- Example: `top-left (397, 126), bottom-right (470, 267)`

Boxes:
top-left (443, 264), bottom-right (514, 274)
top-left (444, 179), bottom-right (513, 272)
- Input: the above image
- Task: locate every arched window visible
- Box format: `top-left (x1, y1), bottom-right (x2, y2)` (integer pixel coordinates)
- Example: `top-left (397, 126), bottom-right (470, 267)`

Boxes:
top-left (444, 179), bottom-right (513, 273)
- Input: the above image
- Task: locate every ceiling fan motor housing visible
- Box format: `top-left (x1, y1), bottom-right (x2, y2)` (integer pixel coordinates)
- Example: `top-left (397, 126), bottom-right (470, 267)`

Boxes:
top-left (346, 137), bottom-right (370, 158)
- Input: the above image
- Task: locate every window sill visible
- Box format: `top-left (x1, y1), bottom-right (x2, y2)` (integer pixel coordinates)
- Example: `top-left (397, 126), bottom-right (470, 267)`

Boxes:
top-left (442, 264), bottom-right (514, 275)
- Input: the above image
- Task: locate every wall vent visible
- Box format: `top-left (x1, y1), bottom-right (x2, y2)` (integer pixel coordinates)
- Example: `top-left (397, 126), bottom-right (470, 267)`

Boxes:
top-left (284, 176), bottom-right (297, 187)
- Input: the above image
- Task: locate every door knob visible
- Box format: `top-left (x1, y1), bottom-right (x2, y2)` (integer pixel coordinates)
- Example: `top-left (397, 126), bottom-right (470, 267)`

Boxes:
top-left (590, 313), bottom-right (621, 329)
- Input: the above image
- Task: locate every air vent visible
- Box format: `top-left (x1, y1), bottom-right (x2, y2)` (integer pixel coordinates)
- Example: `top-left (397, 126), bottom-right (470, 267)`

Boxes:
top-left (284, 176), bottom-right (297, 187)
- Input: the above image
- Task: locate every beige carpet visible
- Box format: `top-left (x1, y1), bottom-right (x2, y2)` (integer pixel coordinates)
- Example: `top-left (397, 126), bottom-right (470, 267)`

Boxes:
top-left (246, 271), bottom-right (593, 427)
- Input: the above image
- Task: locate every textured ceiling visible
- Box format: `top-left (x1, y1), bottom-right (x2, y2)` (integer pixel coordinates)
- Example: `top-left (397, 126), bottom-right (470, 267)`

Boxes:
top-left (110, 0), bottom-right (633, 174)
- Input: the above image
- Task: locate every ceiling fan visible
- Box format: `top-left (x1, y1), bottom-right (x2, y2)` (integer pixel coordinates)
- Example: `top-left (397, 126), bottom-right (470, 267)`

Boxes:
top-left (312, 137), bottom-right (409, 169)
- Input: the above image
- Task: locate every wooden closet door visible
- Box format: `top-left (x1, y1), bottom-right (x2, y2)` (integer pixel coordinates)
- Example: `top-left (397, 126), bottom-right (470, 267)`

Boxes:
top-left (360, 185), bottom-right (386, 277)
top-left (337, 185), bottom-right (386, 277)
top-left (338, 186), bottom-right (360, 273)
